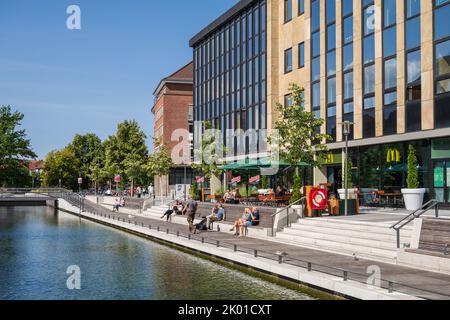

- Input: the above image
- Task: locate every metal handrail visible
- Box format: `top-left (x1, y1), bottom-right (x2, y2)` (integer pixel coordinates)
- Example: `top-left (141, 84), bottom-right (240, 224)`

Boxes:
top-left (270, 197), bottom-right (306, 237)
top-left (390, 199), bottom-right (439, 248)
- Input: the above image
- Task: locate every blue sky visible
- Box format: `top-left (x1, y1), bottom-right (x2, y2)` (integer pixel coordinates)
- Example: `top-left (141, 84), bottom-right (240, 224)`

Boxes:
top-left (0, 0), bottom-right (238, 159)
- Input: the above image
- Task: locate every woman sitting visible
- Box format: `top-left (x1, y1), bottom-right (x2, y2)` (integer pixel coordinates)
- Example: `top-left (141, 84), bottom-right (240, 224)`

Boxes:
top-left (229, 208), bottom-right (252, 237)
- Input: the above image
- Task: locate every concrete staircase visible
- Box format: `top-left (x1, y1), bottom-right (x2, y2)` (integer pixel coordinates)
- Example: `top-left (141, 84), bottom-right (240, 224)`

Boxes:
top-left (273, 217), bottom-right (413, 264)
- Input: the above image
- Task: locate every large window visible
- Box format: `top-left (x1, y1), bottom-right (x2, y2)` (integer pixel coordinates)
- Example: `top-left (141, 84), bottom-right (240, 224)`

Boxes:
top-left (298, 42), bottom-right (305, 68)
top-left (284, 48), bottom-right (293, 73)
top-left (284, 0), bottom-right (292, 22)
top-left (343, 0), bottom-right (354, 140)
top-left (383, 0), bottom-right (397, 136)
top-left (298, 0), bottom-right (304, 15)
top-left (405, 0), bottom-right (421, 132)
top-left (311, 0), bottom-right (321, 123)
top-left (434, 1), bottom-right (450, 128)
top-left (363, 0), bottom-right (375, 138)
top-left (326, 0), bottom-right (336, 141)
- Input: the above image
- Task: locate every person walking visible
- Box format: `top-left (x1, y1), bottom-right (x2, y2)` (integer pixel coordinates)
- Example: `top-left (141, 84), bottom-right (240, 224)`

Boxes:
top-left (186, 197), bottom-right (198, 233)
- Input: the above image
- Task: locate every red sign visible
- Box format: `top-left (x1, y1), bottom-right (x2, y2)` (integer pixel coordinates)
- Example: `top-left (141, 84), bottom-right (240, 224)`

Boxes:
top-left (231, 176), bottom-right (241, 184)
top-left (249, 175), bottom-right (261, 184)
top-left (78, 177), bottom-right (82, 184)
top-left (114, 175), bottom-right (121, 183)
top-left (309, 188), bottom-right (328, 210)
top-left (196, 176), bottom-right (205, 183)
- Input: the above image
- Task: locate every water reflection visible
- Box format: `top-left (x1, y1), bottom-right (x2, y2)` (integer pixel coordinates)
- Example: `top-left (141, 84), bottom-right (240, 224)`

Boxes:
top-left (0, 206), bottom-right (313, 300)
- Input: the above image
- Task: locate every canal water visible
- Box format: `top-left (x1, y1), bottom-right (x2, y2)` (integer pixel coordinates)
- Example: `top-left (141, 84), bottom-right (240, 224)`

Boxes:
top-left (0, 206), bottom-right (314, 300)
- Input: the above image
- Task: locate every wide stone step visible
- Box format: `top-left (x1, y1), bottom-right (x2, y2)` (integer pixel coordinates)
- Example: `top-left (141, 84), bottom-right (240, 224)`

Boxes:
top-left (288, 223), bottom-right (411, 242)
top-left (273, 234), bottom-right (398, 263)
top-left (290, 219), bottom-right (413, 235)
top-left (281, 228), bottom-right (405, 250)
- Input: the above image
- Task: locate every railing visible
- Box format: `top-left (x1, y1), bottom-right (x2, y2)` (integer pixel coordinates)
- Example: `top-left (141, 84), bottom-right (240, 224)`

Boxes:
top-left (390, 199), bottom-right (439, 249)
top-left (76, 206), bottom-right (449, 299)
top-left (270, 197), bottom-right (306, 237)
top-left (0, 188), bottom-right (72, 197)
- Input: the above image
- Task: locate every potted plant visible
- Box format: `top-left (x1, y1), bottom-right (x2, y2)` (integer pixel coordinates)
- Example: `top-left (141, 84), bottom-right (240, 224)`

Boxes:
top-left (402, 145), bottom-right (426, 211)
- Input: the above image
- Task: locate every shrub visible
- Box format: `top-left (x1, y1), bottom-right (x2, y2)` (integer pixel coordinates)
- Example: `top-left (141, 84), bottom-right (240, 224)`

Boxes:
top-left (407, 145), bottom-right (419, 189)
top-left (290, 174), bottom-right (302, 204)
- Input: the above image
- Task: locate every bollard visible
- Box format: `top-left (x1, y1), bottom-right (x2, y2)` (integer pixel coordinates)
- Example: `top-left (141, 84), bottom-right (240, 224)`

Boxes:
top-left (388, 281), bottom-right (394, 293)
top-left (343, 271), bottom-right (348, 281)
top-left (233, 245), bottom-right (237, 252)
top-left (278, 255), bottom-right (283, 264)
top-left (149, 225), bottom-right (152, 230)
top-left (177, 231), bottom-right (180, 237)
top-left (166, 229), bottom-right (169, 234)
top-left (445, 244), bottom-right (449, 256)
top-left (188, 234), bottom-right (191, 240)
top-left (254, 250), bottom-right (258, 258)
top-left (216, 240), bottom-right (220, 248)
top-left (202, 237), bottom-right (205, 244)
top-left (128, 220), bottom-right (131, 224)
top-left (157, 226), bottom-right (160, 232)
top-left (307, 262), bottom-right (312, 271)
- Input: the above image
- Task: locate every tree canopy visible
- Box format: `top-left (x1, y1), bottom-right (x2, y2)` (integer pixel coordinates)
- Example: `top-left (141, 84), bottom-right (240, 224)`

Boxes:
top-left (269, 84), bottom-right (331, 169)
top-left (0, 105), bottom-right (36, 187)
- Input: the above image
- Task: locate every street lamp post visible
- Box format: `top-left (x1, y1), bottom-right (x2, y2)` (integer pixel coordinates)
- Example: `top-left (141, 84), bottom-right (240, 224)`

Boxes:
top-left (183, 162), bottom-right (187, 202)
top-left (341, 121), bottom-right (355, 217)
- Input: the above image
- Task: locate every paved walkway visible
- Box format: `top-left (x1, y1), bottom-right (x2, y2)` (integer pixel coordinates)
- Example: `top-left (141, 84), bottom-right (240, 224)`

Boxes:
top-left (76, 199), bottom-right (450, 300)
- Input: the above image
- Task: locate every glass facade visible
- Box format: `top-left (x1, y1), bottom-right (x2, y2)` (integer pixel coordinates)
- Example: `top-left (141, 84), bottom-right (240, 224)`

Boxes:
top-left (311, 0), bottom-right (321, 126)
top-left (193, 0), bottom-right (267, 157)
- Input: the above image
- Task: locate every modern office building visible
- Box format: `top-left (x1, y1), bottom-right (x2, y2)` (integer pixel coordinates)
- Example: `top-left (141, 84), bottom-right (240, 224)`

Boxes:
top-left (190, 0), bottom-right (450, 206)
top-left (152, 62), bottom-right (195, 196)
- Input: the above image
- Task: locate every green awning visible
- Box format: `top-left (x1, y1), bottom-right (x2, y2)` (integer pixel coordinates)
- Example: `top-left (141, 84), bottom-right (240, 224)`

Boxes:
top-left (221, 157), bottom-right (309, 171)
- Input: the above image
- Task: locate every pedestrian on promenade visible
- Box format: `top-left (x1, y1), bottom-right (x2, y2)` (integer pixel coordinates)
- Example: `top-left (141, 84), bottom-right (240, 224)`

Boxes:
top-left (148, 184), bottom-right (154, 198)
top-left (136, 186), bottom-right (142, 198)
top-left (186, 197), bottom-right (198, 233)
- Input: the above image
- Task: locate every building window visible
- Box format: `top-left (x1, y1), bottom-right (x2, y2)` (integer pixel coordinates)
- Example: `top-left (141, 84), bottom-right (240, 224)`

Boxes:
top-left (298, 0), bottom-right (304, 15)
top-left (343, 0), bottom-right (353, 17)
top-left (311, 0), bottom-right (320, 32)
top-left (406, 0), bottom-right (420, 18)
top-left (284, 48), bottom-right (293, 73)
top-left (284, 0), bottom-right (292, 22)
top-left (298, 42), bottom-right (305, 68)
top-left (285, 94), bottom-right (293, 107)
top-left (326, 0), bottom-right (336, 23)
top-left (312, 83), bottom-right (321, 108)
top-left (405, 0), bottom-right (421, 132)
top-left (363, 0), bottom-right (376, 138)
top-left (312, 57), bottom-right (320, 81)
top-left (406, 50), bottom-right (421, 101)
top-left (343, 43), bottom-right (353, 71)
top-left (434, 1), bottom-right (450, 129)
top-left (343, 16), bottom-right (353, 44)
top-left (327, 51), bottom-right (336, 76)
top-left (327, 78), bottom-right (337, 104)
top-left (383, 0), bottom-right (396, 28)
top-left (383, 26), bottom-right (396, 57)
top-left (435, 1), bottom-right (450, 41)
top-left (364, 64), bottom-right (375, 94)
top-left (344, 72), bottom-right (354, 100)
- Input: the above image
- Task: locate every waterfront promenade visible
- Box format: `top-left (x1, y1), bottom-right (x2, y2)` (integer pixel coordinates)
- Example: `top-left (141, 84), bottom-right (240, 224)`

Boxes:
top-left (58, 197), bottom-right (450, 300)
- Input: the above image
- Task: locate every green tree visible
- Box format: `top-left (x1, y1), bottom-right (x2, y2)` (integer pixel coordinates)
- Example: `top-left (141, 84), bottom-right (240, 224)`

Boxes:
top-left (69, 133), bottom-right (102, 188)
top-left (42, 147), bottom-right (79, 190)
top-left (407, 145), bottom-right (419, 189)
top-left (261, 176), bottom-right (269, 189)
top-left (290, 174), bottom-right (302, 204)
top-left (192, 121), bottom-right (225, 179)
top-left (268, 84), bottom-right (331, 170)
top-left (342, 158), bottom-right (353, 189)
top-left (103, 120), bottom-right (149, 188)
top-left (148, 142), bottom-right (173, 196)
top-left (124, 154), bottom-right (149, 196)
top-left (0, 105), bottom-right (36, 187)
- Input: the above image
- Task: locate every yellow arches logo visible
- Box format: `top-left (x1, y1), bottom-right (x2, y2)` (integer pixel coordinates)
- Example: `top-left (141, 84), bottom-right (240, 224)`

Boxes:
top-left (386, 148), bottom-right (401, 163)
top-left (325, 154), bottom-right (334, 164)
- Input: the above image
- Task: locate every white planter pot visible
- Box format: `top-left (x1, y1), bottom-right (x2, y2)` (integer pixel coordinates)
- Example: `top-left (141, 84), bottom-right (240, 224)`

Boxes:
top-left (338, 188), bottom-right (358, 200)
top-left (401, 188), bottom-right (426, 211)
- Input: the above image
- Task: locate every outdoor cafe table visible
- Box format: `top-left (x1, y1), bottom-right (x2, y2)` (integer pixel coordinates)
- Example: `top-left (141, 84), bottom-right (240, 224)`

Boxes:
top-left (379, 192), bottom-right (403, 208)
